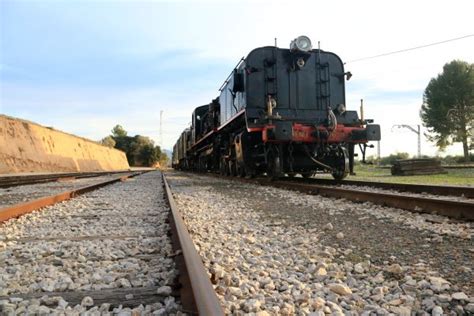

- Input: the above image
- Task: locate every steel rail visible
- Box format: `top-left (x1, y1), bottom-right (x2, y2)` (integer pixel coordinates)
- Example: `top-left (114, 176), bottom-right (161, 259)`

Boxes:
top-left (268, 180), bottom-right (474, 221)
top-left (0, 170), bottom-right (135, 188)
top-left (286, 177), bottom-right (474, 198)
top-left (199, 173), bottom-right (473, 220)
top-left (0, 172), bottom-right (143, 223)
top-left (162, 173), bottom-right (224, 316)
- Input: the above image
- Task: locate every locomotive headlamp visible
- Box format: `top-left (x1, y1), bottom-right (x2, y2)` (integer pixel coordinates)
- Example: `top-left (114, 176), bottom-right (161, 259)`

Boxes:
top-left (290, 35), bottom-right (312, 52)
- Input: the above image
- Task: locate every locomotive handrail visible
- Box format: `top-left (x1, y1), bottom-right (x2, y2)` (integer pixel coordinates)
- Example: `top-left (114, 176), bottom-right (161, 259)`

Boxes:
top-left (218, 57), bottom-right (245, 91)
top-left (217, 108), bottom-right (245, 132)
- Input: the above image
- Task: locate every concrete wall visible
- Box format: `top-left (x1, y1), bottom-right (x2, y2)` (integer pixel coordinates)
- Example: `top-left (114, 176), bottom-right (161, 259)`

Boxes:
top-left (0, 115), bottom-right (130, 174)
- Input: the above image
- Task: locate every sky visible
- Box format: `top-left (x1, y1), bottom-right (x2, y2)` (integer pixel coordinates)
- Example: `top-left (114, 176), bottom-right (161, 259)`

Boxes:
top-left (1, 0), bottom-right (473, 158)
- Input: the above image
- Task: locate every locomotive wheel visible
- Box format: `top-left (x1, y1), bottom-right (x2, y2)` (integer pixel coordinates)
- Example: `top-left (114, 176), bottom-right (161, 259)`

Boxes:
top-left (237, 164), bottom-right (246, 177)
top-left (287, 173), bottom-right (296, 178)
top-left (228, 161), bottom-right (237, 176)
top-left (220, 158), bottom-right (228, 175)
top-left (331, 147), bottom-right (349, 180)
top-left (219, 160), bottom-right (224, 175)
top-left (244, 164), bottom-right (256, 178)
top-left (301, 172), bottom-right (314, 179)
top-left (267, 149), bottom-right (282, 180)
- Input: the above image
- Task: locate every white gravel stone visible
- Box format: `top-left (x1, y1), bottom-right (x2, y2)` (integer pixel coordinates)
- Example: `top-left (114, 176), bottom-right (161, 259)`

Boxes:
top-left (314, 267), bottom-right (327, 277)
top-left (157, 286), bottom-right (172, 296)
top-left (81, 296), bottom-right (94, 307)
top-left (39, 279), bottom-right (55, 292)
top-left (354, 262), bottom-right (364, 273)
top-left (452, 292), bottom-right (468, 301)
top-left (465, 303), bottom-right (474, 313)
top-left (243, 298), bottom-right (261, 312)
top-left (57, 298), bottom-right (68, 309)
top-left (386, 263), bottom-right (403, 274)
top-left (329, 283), bottom-right (352, 296)
top-left (431, 305), bottom-right (443, 315)
top-left (244, 235), bottom-right (256, 244)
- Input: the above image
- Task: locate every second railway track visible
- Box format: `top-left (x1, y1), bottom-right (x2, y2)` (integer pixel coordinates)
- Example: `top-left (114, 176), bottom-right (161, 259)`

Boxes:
top-left (285, 177), bottom-right (474, 199)
top-left (269, 178), bottom-right (474, 221)
top-left (0, 170), bottom-right (138, 189)
top-left (201, 173), bottom-right (474, 221)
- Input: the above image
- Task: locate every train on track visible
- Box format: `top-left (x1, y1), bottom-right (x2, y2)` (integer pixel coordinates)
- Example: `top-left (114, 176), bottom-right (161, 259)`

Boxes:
top-left (172, 35), bottom-right (380, 180)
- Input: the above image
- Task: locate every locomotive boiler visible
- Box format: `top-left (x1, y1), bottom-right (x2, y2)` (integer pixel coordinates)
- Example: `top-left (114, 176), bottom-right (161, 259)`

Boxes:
top-left (172, 35), bottom-right (380, 180)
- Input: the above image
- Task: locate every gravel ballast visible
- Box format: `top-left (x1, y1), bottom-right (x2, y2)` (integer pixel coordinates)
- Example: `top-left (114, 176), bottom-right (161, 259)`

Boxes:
top-left (333, 183), bottom-right (473, 203)
top-left (0, 174), bottom-right (134, 208)
top-left (167, 171), bottom-right (473, 315)
top-left (0, 171), bottom-right (183, 315)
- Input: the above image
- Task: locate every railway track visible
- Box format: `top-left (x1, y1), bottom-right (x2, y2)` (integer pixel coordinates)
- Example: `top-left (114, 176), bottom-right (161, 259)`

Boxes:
top-left (165, 171), bottom-right (474, 315)
top-left (0, 171), bottom-right (223, 315)
top-left (0, 170), bottom-right (138, 188)
top-left (202, 173), bottom-right (473, 221)
top-left (163, 174), bottom-right (223, 315)
top-left (269, 178), bottom-right (474, 221)
top-left (286, 177), bottom-right (474, 198)
top-left (0, 172), bottom-right (142, 222)
top-left (1, 168), bottom-right (470, 314)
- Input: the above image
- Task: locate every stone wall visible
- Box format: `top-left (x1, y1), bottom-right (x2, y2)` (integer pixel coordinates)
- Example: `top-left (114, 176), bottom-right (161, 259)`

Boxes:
top-left (0, 115), bottom-right (130, 173)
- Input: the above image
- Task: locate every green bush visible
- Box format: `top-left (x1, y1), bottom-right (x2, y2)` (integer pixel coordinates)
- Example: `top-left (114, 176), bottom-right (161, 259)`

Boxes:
top-left (106, 125), bottom-right (166, 167)
top-left (440, 155), bottom-right (474, 164)
top-left (378, 152), bottom-right (410, 166)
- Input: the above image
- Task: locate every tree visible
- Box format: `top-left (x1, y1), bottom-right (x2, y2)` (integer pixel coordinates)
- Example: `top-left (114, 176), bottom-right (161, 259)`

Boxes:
top-left (111, 125), bottom-right (128, 138)
top-left (106, 125), bottom-right (163, 167)
top-left (139, 144), bottom-right (161, 167)
top-left (420, 60), bottom-right (473, 160)
top-left (100, 136), bottom-right (116, 148)
top-left (130, 135), bottom-right (155, 166)
top-left (158, 151), bottom-right (169, 167)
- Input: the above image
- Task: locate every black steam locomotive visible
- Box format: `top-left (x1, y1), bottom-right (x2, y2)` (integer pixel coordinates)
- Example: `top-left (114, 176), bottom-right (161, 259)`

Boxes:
top-left (173, 36), bottom-right (380, 180)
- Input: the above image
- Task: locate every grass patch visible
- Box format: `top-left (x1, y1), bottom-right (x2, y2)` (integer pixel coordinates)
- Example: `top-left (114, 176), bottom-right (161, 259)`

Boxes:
top-left (317, 164), bottom-right (473, 186)
top-left (349, 164), bottom-right (474, 186)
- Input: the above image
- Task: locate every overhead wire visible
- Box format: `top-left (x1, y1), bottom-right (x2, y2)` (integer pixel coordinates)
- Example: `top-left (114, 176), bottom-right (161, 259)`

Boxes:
top-left (344, 34), bottom-right (474, 64)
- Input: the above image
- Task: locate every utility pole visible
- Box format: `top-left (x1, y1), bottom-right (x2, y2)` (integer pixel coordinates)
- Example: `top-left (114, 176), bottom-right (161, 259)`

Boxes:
top-left (392, 124), bottom-right (421, 157)
top-left (377, 140), bottom-right (381, 160)
top-left (160, 110), bottom-right (163, 147)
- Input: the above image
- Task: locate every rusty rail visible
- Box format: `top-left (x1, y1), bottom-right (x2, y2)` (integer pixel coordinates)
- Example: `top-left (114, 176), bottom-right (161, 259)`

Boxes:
top-left (0, 172), bottom-right (143, 223)
top-left (287, 177), bottom-right (474, 198)
top-left (198, 173), bottom-right (473, 221)
top-left (162, 173), bottom-right (223, 316)
top-left (0, 170), bottom-right (136, 188)
top-left (269, 180), bottom-right (474, 221)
